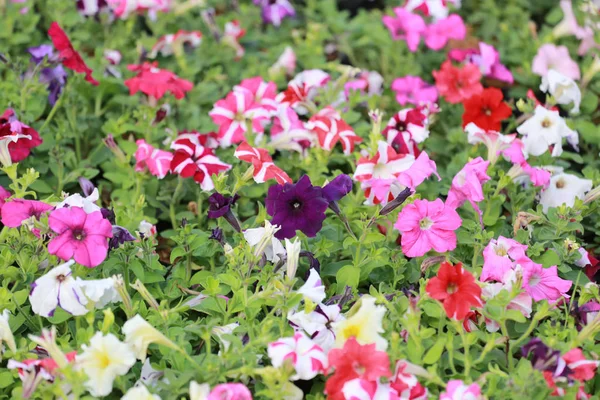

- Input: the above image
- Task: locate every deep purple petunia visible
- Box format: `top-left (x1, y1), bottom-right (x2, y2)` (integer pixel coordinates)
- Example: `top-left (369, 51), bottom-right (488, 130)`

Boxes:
top-left (521, 338), bottom-right (568, 377)
top-left (208, 193), bottom-right (241, 232)
top-left (39, 65), bottom-right (67, 105)
top-left (109, 226), bottom-right (135, 249)
top-left (322, 174), bottom-right (353, 204)
top-left (266, 175), bottom-right (329, 240)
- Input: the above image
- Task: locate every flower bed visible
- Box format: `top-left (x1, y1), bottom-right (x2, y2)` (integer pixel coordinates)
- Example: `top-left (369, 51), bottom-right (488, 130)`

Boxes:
top-left (1, 0), bottom-right (600, 399)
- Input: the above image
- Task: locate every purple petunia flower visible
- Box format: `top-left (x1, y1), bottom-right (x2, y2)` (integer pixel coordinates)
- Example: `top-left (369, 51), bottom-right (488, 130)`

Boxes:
top-left (110, 226), bottom-right (136, 249)
top-left (28, 45), bottom-right (57, 64)
top-left (208, 193), bottom-right (241, 232)
top-left (521, 338), bottom-right (568, 377)
top-left (322, 174), bottom-right (353, 216)
top-left (27, 45), bottom-right (67, 105)
top-left (253, 0), bottom-right (295, 27)
top-left (266, 175), bottom-right (329, 240)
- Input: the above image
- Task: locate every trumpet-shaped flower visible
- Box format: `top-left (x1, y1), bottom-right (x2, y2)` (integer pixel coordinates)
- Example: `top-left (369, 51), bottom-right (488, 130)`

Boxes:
top-left (433, 61), bottom-right (483, 104)
top-left (269, 46), bottom-right (296, 77)
top-left (424, 14), bottom-right (466, 50)
top-left (520, 259), bottom-right (572, 302)
top-left (0, 310), bottom-right (17, 354)
top-left (382, 8), bottom-right (426, 52)
top-left (308, 110), bottom-right (362, 155)
top-left (332, 296), bottom-right (387, 351)
top-left (516, 106), bottom-right (578, 157)
top-left (297, 268), bottom-right (326, 304)
top-left (29, 260), bottom-right (87, 317)
top-left (538, 173), bottom-right (592, 212)
top-left (122, 315), bottom-right (179, 361)
top-left (391, 76), bottom-right (438, 106)
top-left (446, 157), bottom-right (491, 217)
top-left (234, 142), bottom-right (291, 184)
top-left (0, 109), bottom-right (43, 164)
top-left (465, 123), bottom-right (515, 164)
top-left (532, 44), bottom-right (580, 80)
top-left (243, 220), bottom-right (285, 263)
top-left (56, 188), bottom-right (101, 214)
top-left (540, 69), bottom-right (581, 113)
top-left (134, 139), bottom-right (173, 179)
top-left (77, 332), bottom-right (136, 397)
top-left (1, 199), bottom-right (53, 228)
top-left (425, 262), bottom-right (482, 320)
top-left (268, 332), bottom-right (327, 380)
top-left (288, 304), bottom-right (344, 353)
top-left (480, 236), bottom-right (528, 282)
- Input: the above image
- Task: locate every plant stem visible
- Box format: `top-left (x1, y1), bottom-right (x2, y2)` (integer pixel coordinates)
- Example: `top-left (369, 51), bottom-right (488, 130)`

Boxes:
top-left (500, 321), bottom-right (514, 372)
top-left (456, 321), bottom-right (471, 377)
top-left (170, 177), bottom-right (185, 228)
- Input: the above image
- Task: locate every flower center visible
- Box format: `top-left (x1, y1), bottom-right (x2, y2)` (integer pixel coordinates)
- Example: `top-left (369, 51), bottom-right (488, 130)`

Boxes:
top-left (529, 274), bottom-right (541, 287)
top-left (495, 245), bottom-right (508, 257)
top-left (555, 178), bottom-right (566, 189)
top-left (292, 200), bottom-right (302, 209)
top-left (483, 107), bottom-right (492, 116)
top-left (234, 113), bottom-right (245, 122)
top-left (56, 274), bottom-right (67, 282)
top-left (419, 217), bottom-right (434, 230)
top-left (96, 352), bottom-right (111, 369)
top-left (73, 229), bottom-right (86, 241)
top-left (343, 324), bottom-right (361, 340)
top-left (352, 361), bottom-right (366, 375)
top-left (541, 118), bottom-right (552, 128)
top-left (446, 283), bottom-right (458, 294)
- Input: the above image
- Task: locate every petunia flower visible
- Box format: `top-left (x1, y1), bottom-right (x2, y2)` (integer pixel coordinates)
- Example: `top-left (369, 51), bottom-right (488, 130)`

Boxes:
top-left (0, 310), bottom-right (17, 354)
top-left (516, 106), bottom-right (578, 157)
top-left (404, 0), bottom-right (461, 21)
top-left (243, 220), bottom-right (285, 263)
top-left (394, 198), bottom-right (462, 257)
top-left (209, 90), bottom-right (269, 147)
top-left (538, 173), bottom-right (592, 212)
top-left (277, 69), bottom-right (330, 112)
top-left (391, 76), bottom-right (438, 106)
top-left (121, 384), bottom-right (161, 400)
top-left (445, 157), bottom-right (491, 218)
top-left (519, 258), bottom-right (572, 302)
top-left (234, 76), bottom-right (279, 114)
top-left (308, 109), bottom-right (363, 155)
top-left (502, 139), bottom-right (552, 188)
top-left (265, 175), bottom-right (330, 240)
top-left (76, 276), bottom-right (122, 308)
top-left (382, 107), bottom-right (430, 156)
top-left (104, 49), bottom-right (121, 65)
top-left (562, 348), bottom-right (599, 381)
top-left (424, 14), bottom-right (466, 50)
top-left (253, 0), bottom-right (295, 27)
top-left (426, 262), bottom-right (482, 320)
top-left (332, 296), bottom-right (388, 351)
top-left (0, 109), bottom-right (43, 164)
top-left (234, 142), bottom-right (291, 184)
top-left (521, 338), bottom-right (567, 377)
top-left (342, 379), bottom-right (399, 400)
top-left (553, 0), bottom-right (598, 56)
top-left (480, 236), bottom-right (528, 282)
top-left (202, 383), bottom-right (252, 400)
top-left (449, 42), bottom-right (514, 84)
top-left (465, 123), bottom-right (515, 164)
top-left (1, 199), bottom-right (53, 228)
top-left (56, 187), bottom-right (101, 214)
top-left (461, 87), bottom-right (512, 131)
top-left (77, 332), bottom-right (136, 397)
top-left (170, 133), bottom-right (231, 190)
top-left (540, 69), bottom-right (581, 113)
top-left (532, 44), bottom-right (580, 80)
top-left (440, 380), bottom-right (482, 400)
top-left (48, 207), bottom-right (113, 268)
top-left (288, 304), bottom-right (344, 353)
top-left (29, 260), bottom-right (87, 317)
top-left (134, 139), bottom-right (173, 179)
top-left (122, 315), bottom-right (179, 361)
top-left (222, 20), bottom-right (246, 59)
top-left (268, 332), bottom-right (327, 380)
top-left (433, 60), bottom-right (483, 104)
top-left (125, 62), bottom-right (193, 100)
top-left (344, 70), bottom-right (384, 98)
top-left (269, 46), bottom-right (296, 77)
top-left (107, 0), bottom-right (171, 19)
top-left (150, 30), bottom-right (202, 58)
top-left (297, 268), bottom-right (326, 304)
top-left (269, 106), bottom-right (313, 154)
top-left (382, 7), bottom-right (426, 52)
top-left (207, 193), bottom-right (241, 232)
top-left (390, 360), bottom-right (428, 400)
top-left (48, 22), bottom-right (98, 85)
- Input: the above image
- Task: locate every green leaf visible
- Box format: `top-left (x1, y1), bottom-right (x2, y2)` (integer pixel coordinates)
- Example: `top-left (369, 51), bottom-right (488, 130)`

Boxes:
top-left (423, 337), bottom-right (446, 364)
top-left (336, 265), bottom-right (360, 292)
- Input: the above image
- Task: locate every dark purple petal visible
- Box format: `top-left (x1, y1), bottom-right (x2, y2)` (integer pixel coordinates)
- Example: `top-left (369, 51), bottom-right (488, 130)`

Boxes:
top-left (109, 226), bottom-right (135, 249)
top-left (101, 208), bottom-right (116, 224)
top-left (322, 174), bottom-right (353, 203)
top-left (207, 193), bottom-right (239, 219)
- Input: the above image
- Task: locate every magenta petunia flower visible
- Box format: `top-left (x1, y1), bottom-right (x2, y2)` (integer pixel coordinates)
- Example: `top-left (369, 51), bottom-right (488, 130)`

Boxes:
top-left (519, 258), bottom-right (572, 302)
top-left (424, 14), bottom-right (466, 50)
top-left (382, 7), bottom-right (426, 52)
top-left (1, 199), bottom-right (53, 228)
top-left (48, 207), bottom-right (113, 268)
top-left (253, 0), bottom-right (295, 27)
top-left (445, 157), bottom-right (491, 217)
top-left (391, 76), bottom-right (438, 106)
top-left (480, 236), bottom-right (528, 282)
top-left (233, 76), bottom-right (279, 114)
top-left (394, 198), bottom-right (462, 258)
top-left (134, 139), bottom-right (173, 179)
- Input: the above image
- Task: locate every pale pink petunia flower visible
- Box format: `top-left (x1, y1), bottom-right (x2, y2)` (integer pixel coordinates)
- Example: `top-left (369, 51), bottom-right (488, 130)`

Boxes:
top-left (234, 142), bottom-right (291, 184)
top-left (394, 198), bottom-right (462, 257)
top-left (342, 378), bottom-right (399, 400)
top-left (382, 8), bottom-right (426, 52)
top-left (270, 106), bottom-right (313, 154)
top-left (269, 46), bottom-right (296, 77)
top-left (267, 332), bottom-right (327, 381)
top-left (445, 157), bottom-right (491, 217)
top-left (206, 383), bottom-right (252, 400)
top-left (233, 77), bottom-right (279, 114)
top-left (519, 258), bottom-right (572, 302)
top-left (480, 236), bottom-right (528, 282)
top-left (532, 44), bottom-right (580, 80)
top-left (502, 139), bottom-right (552, 188)
top-left (134, 139), bottom-right (173, 179)
top-left (48, 207), bottom-right (113, 268)
top-left (391, 76), bottom-right (438, 106)
top-left (424, 14), bottom-right (466, 50)
top-left (465, 123), bottom-right (515, 164)
top-left (345, 71), bottom-right (384, 98)
top-left (440, 380), bottom-right (482, 400)
top-left (1, 199), bottom-right (53, 228)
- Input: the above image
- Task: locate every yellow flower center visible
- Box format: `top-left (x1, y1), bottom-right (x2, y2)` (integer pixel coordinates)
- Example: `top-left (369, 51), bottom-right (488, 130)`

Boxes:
top-left (341, 324), bottom-right (361, 340)
top-left (96, 352), bottom-right (111, 369)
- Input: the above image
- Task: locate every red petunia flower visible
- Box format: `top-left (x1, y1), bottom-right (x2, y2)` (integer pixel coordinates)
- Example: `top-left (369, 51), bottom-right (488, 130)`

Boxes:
top-left (461, 87), bottom-right (512, 131)
top-left (308, 108), bottom-right (362, 155)
top-left (48, 22), bottom-right (98, 86)
top-left (125, 62), bottom-right (193, 100)
top-left (425, 261), bottom-right (482, 320)
top-left (0, 109), bottom-right (43, 163)
top-left (234, 142), bottom-right (291, 185)
top-left (325, 337), bottom-right (391, 400)
top-left (433, 61), bottom-right (483, 104)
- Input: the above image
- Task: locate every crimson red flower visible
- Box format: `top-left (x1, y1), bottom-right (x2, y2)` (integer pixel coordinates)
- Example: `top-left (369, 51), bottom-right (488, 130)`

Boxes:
top-left (325, 337), bottom-right (391, 400)
top-left (433, 61), bottom-right (483, 104)
top-left (48, 22), bottom-right (98, 86)
top-left (425, 261), bottom-right (482, 320)
top-left (125, 62), bottom-right (193, 100)
top-left (461, 87), bottom-right (512, 131)
top-left (0, 109), bottom-right (43, 163)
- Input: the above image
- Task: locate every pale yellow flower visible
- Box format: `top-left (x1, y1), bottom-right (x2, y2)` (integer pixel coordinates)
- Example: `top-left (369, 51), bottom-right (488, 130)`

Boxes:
top-left (331, 296), bottom-right (388, 351)
top-left (122, 315), bottom-right (179, 361)
top-left (121, 384), bottom-right (161, 400)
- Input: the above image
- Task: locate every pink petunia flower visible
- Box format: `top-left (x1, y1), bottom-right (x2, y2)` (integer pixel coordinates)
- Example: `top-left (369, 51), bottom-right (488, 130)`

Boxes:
top-left (125, 62), bottom-right (193, 100)
top-left (449, 42), bottom-right (514, 84)
top-left (342, 379), bottom-right (399, 400)
top-left (391, 76), bottom-right (438, 106)
top-left (1, 199), bottom-right (53, 228)
top-left (270, 106), bottom-right (313, 153)
top-left (382, 107), bottom-right (431, 157)
top-left (207, 383), bottom-right (252, 400)
top-left (553, 0), bottom-right (599, 56)
top-left (234, 142), bottom-right (291, 185)
top-left (209, 90), bottom-right (269, 147)
top-left (440, 380), bottom-right (482, 400)
top-left (482, 276), bottom-right (533, 333)
top-left (404, 0), bottom-right (461, 21)
top-left (223, 20), bottom-right (246, 59)
top-left (520, 258), bottom-right (572, 302)
top-left (424, 14), bottom-right (466, 50)
top-left (480, 236), bottom-right (528, 282)
top-left (345, 71), bottom-right (384, 98)
top-left (107, 0), bottom-right (171, 19)
top-left (134, 139), bottom-right (173, 179)
top-left (532, 44), bottom-right (580, 80)
top-left (277, 69), bottom-right (330, 112)
top-left (394, 198), bottom-right (462, 257)
top-left (268, 332), bottom-right (327, 381)
top-left (0, 186), bottom-right (10, 209)
top-left (390, 360), bottom-right (428, 399)
top-left (503, 139), bottom-right (552, 188)
top-left (465, 123), bottom-right (515, 164)
top-left (233, 76), bottom-right (279, 114)
top-left (269, 46), bottom-right (296, 77)
top-left (445, 157), bottom-right (491, 217)
top-left (382, 7), bottom-right (426, 52)
top-left (308, 108), bottom-right (362, 155)
top-left (170, 133), bottom-right (231, 190)
top-left (562, 348), bottom-right (599, 381)
top-left (48, 207), bottom-right (113, 268)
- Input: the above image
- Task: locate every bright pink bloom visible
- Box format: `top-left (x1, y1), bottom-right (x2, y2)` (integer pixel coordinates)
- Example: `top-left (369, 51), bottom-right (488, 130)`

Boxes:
top-left (445, 157), bottom-right (490, 216)
top-left (394, 198), bottom-right (462, 257)
top-left (382, 107), bottom-right (430, 156)
top-left (440, 380), bottom-right (482, 400)
top-left (520, 259), bottom-right (572, 302)
top-left (48, 207), bottom-right (113, 268)
top-left (1, 199), bottom-right (53, 228)
top-left (532, 44), bottom-right (580, 80)
top-left (234, 77), bottom-right (279, 114)
top-left (207, 383), bottom-right (252, 400)
top-left (424, 14), bottom-right (466, 50)
top-left (382, 8), bottom-right (426, 52)
top-left (503, 139), bottom-right (552, 188)
top-left (342, 379), bottom-right (399, 400)
top-left (267, 332), bottom-right (327, 381)
top-left (396, 151), bottom-right (440, 190)
top-left (390, 360), bottom-right (428, 399)
top-left (0, 109), bottom-right (43, 163)
top-left (209, 90), bottom-right (269, 147)
top-left (234, 142), bottom-right (291, 184)
top-left (345, 71), bottom-right (384, 98)
top-left (125, 62), bottom-right (193, 100)
top-left (308, 109), bottom-right (362, 155)
top-left (391, 76), bottom-right (438, 106)
top-left (134, 139), bottom-right (173, 179)
top-left (48, 22), bottom-right (98, 85)
top-left (562, 348), bottom-right (598, 381)
top-left (475, 42), bottom-right (514, 83)
top-left (433, 61), bottom-right (483, 104)
top-left (480, 236), bottom-right (528, 282)
top-left (170, 133), bottom-right (231, 190)
top-left (0, 186), bottom-right (10, 209)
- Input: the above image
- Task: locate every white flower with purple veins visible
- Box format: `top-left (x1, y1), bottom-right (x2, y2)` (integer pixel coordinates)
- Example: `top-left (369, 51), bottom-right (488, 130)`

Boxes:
top-left (539, 173), bottom-right (593, 212)
top-left (254, 0), bottom-right (295, 27)
top-left (29, 260), bottom-right (87, 317)
top-left (297, 269), bottom-right (326, 304)
top-left (516, 106), bottom-right (578, 157)
top-left (288, 303), bottom-right (344, 352)
top-left (55, 188), bottom-right (101, 214)
top-left (540, 69), bottom-right (581, 114)
top-left (268, 332), bottom-right (327, 380)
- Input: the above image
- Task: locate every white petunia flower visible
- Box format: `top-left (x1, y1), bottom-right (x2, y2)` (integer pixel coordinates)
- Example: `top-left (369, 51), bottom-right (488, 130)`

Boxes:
top-left (243, 221), bottom-right (285, 263)
top-left (288, 304), bottom-right (344, 353)
top-left (540, 69), bottom-right (581, 114)
top-left (76, 276), bottom-right (121, 308)
top-left (77, 332), bottom-right (136, 397)
top-left (516, 106), bottom-right (578, 157)
top-left (285, 238), bottom-right (301, 279)
top-left (121, 384), bottom-right (161, 400)
top-left (331, 296), bottom-right (388, 351)
top-left (55, 188), bottom-right (101, 214)
top-left (297, 269), bottom-right (326, 304)
top-left (212, 323), bottom-right (239, 353)
top-left (0, 309), bottom-right (17, 354)
top-left (539, 173), bottom-right (593, 212)
top-left (189, 381), bottom-right (211, 400)
top-left (268, 332), bottom-right (327, 380)
top-left (122, 315), bottom-right (179, 361)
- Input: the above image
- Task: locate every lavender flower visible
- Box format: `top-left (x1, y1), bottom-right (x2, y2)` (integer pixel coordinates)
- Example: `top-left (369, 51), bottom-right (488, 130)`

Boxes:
top-left (253, 0), bottom-right (295, 27)
top-left (27, 45), bottom-right (66, 105)
top-left (110, 226), bottom-right (136, 250)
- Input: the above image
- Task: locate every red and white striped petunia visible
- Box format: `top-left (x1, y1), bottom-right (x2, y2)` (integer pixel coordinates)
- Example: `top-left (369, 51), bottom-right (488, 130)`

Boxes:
top-left (234, 77), bottom-right (279, 114)
top-left (267, 332), bottom-right (327, 381)
top-left (234, 142), bottom-right (291, 184)
top-left (382, 107), bottom-right (430, 157)
top-left (308, 114), bottom-right (362, 155)
top-left (209, 90), bottom-right (270, 148)
top-left (134, 139), bottom-right (173, 179)
top-left (170, 133), bottom-right (231, 191)
top-left (277, 69), bottom-right (330, 111)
